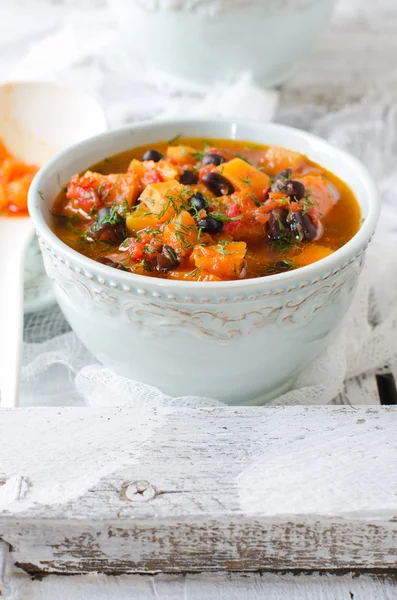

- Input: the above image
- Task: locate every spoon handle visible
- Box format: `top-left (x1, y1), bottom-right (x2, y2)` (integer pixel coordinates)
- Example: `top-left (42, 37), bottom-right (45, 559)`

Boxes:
top-left (0, 219), bottom-right (33, 408)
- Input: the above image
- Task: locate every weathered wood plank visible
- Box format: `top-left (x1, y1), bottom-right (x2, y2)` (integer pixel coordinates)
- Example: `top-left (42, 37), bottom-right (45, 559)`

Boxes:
top-left (6, 571), bottom-right (397, 600)
top-left (0, 407), bottom-right (396, 575)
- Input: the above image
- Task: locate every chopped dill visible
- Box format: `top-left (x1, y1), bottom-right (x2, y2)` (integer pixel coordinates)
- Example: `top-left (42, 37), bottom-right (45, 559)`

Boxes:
top-left (186, 266), bottom-right (202, 279)
top-left (235, 154), bottom-right (252, 165)
top-left (142, 258), bottom-right (153, 272)
top-left (260, 259), bottom-right (298, 276)
top-left (209, 211), bottom-right (243, 223)
top-left (168, 133), bottom-right (182, 145)
top-left (190, 150), bottom-right (204, 161)
top-left (240, 175), bottom-right (251, 187)
top-left (302, 190), bottom-right (318, 214)
top-left (270, 233), bottom-right (300, 254)
top-left (99, 205), bottom-right (119, 225)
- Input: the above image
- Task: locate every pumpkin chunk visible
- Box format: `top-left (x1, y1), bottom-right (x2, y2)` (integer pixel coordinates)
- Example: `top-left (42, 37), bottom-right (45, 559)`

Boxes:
top-left (216, 158), bottom-right (270, 201)
top-left (264, 146), bottom-right (305, 175)
top-left (139, 180), bottom-right (189, 222)
top-left (192, 241), bottom-right (247, 279)
top-left (163, 210), bottom-right (198, 256)
top-left (166, 145), bottom-right (198, 166)
top-left (126, 204), bottom-right (159, 234)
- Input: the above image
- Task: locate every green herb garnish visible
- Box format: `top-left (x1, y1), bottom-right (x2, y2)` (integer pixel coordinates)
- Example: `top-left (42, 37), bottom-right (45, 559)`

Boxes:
top-left (270, 233), bottom-right (300, 254)
top-left (186, 266), bottom-right (202, 279)
top-left (240, 176), bottom-right (251, 187)
top-left (209, 211), bottom-right (243, 223)
top-left (302, 190), bottom-right (318, 214)
top-left (168, 133), bottom-right (182, 145)
top-left (99, 205), bottom-right (119, 225)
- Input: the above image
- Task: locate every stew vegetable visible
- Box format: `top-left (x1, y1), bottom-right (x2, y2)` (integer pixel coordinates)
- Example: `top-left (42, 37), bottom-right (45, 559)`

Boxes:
top-left (51, 138), bottom-right (361, 281)
top-left (0, 138), bottom-right (38, 216)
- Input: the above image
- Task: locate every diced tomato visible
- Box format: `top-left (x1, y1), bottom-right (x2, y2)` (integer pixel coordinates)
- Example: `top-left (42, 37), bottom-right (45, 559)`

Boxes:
top-left (66, 171), bottom-right (141, 216)
top-left (122, 239), bottom-right (146, 261)
top-left (198, 164), bottom-right (216, 182)
top-left (0, 140), bottom-right (8, 164)
top-left (0, 147), bottom-right (38, 215)
top-left (223, 202), bottom-right (242, 235)
top-left (142, 168), bottom-right (164, 186)
top-left (6, 174), bottom-right (34, 213)
top-left (0, 158), bottom-right (37, 183)
top-left (66, 172), bottom-right (103, 213)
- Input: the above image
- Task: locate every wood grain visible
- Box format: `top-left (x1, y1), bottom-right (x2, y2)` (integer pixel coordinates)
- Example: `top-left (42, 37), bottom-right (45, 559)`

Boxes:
top-left (0, 407), bottom-right (396, 576)
top-left (5, 571), bottom-right (397, 600)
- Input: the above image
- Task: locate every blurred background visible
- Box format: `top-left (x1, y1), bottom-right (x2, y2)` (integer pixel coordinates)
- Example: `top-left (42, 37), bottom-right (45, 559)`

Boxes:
top-left (2, 0), bottom-right (397, 406)
top-left (0, 0), bottom-right (396, 126)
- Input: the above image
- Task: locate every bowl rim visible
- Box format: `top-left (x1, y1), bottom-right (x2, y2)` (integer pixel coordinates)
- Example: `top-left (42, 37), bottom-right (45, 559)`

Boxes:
top-left (28, 118), bottom-right (380, 292)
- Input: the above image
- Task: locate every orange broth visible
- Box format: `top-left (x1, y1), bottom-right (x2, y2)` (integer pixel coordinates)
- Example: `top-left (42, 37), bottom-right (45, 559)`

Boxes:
top-left (51, 138), bottom-right (361, 281)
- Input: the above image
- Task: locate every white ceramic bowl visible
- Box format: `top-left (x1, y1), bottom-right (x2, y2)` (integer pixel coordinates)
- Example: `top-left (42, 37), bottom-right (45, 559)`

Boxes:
top-left (29, 119), bottom-right (380, 405)
top-left (109, 0), bottom-right (336, 90)
top-left (0, 80), bottom-right (108, 313)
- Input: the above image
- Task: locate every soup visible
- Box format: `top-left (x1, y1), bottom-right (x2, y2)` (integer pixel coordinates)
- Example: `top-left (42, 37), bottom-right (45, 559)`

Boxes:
top-left (51, 138), bottom-right (361, 281)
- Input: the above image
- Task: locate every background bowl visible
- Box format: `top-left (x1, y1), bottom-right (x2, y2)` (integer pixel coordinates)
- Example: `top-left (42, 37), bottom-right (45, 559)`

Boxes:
top-left (29, 119), bottom-right (380, 405)
top-left (0, 80), bottom-right (108, 312)
top-left (109, 0), bottom-right (336, 90)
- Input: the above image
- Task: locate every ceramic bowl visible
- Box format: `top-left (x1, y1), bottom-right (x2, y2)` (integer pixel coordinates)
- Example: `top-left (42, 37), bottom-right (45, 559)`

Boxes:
top-left (0, 80), bottom-right (108, 313)
top-left (29, 119), bottom-right (380, 405)
top-left (109, 0), bottom-right (336, 90)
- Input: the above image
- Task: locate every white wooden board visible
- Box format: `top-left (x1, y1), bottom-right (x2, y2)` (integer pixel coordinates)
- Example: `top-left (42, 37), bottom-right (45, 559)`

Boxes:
top-left (4, 572), bottom-right (397, 600)
top-left (0, 407), bottom-right (396, 577)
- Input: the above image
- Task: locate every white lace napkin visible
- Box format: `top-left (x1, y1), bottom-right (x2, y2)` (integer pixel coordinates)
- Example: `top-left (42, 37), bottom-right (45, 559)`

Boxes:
top-left (16, 23), bottom-right (397, 407)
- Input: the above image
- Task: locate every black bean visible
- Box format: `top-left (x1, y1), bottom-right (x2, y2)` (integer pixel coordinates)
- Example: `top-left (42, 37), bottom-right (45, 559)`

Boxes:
top-left (276, 168), bottom-right (293, 180)
top-left (202, 172), bottom-right (235, 196)
top-left (197, 216), bottom-right (223, 234)
top-left (179, 169), bottom-right (198, 185)
top-left (155, 245), bottom-right (180, 271)
top-left (271, 178), bottom-right (305, 201)
top-left (96, 207), bottom-right (117, 224)
top-left (272, 260), bottom-right (295, 273)
top-left (142, 149), bottom-right (163, 162)
top-left (289, 210), bottom-right (317, 241)
top-left (202, 153), bottom-right (225, 167)
top-left (97, 256), bottom-right (127, 270)
top-left (189, 192), bottom-right (208, 214)
top-left (91, 208), bottom-right (127, 244)
top-left (267, 209), bottom-right (289, 241)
